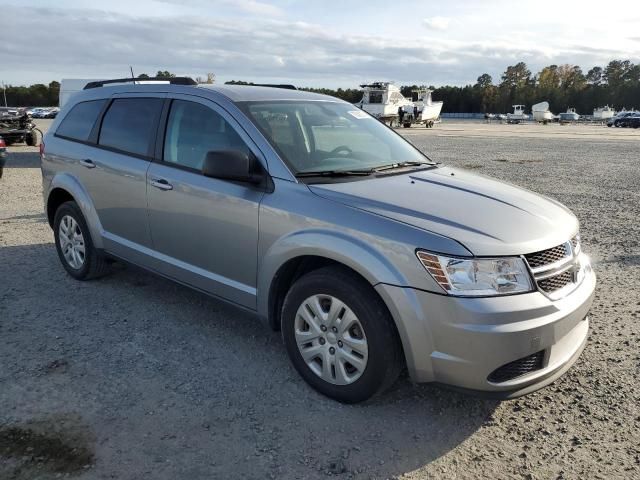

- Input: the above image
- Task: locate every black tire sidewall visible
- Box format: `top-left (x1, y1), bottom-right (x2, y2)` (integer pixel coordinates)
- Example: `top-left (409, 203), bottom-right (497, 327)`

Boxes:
top-left (53, 201), bottom-right (95, 280)
top-left (281, 268), bottom-right (399, 403)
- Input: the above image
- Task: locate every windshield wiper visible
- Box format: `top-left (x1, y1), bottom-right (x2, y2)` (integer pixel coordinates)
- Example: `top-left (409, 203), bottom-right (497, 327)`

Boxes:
top-left (295, 162), bottom-right (436, 178)
top-left (372, 161), bottom-right (436, 172)
top-left (295, 169), bottom-right (373, 178)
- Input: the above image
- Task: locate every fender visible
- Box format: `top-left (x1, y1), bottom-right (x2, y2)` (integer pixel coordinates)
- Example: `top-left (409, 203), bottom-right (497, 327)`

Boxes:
top-left (257, 228), bottom-right (437, 380)
top-left (47, 172), bottom-right (105, 249)
top-left (257, 228), bottom-right (410, 318)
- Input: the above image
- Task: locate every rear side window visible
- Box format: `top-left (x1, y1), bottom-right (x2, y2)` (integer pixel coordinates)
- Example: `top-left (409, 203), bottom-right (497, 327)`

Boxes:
top-left (163, 100), bottom-right (249, 171)
top-left (98, 98), bottom-right (163, 157)
top-left (56, 100), bottom-right (105, 142)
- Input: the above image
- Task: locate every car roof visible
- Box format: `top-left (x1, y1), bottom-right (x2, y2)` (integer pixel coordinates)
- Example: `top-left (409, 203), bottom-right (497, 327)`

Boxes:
top-left (197, 84), bottom-right (341, 103)
top-left (70, 82), bottom-right (344, 105)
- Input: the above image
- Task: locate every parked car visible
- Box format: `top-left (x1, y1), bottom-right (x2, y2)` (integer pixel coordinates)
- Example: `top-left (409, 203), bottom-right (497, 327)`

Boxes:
top-left (43, 108), bottom-right (60, 119)
top-left (27, 107), bottom-right (48, 118)
top-left (607, 111), bottom-right (639, 127)
top-left (0, 136), bottom-right (7, 178)
top-left (41, 78), bottom-right (596, 403)
top-left (626, 116), bottom-right (640, 129)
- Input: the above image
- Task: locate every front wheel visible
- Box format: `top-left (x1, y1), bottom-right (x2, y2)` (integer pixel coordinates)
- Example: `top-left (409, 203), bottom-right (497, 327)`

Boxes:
top-left (281, 266), bottom-right (403, 403)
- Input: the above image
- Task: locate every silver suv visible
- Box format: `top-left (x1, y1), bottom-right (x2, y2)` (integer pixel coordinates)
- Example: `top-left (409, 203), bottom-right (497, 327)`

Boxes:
top-left (41, 78), bottom-right (596, 403)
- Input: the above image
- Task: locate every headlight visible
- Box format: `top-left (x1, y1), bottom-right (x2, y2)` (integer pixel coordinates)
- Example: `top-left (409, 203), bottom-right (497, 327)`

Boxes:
top-left (416, 251), bottom-right (533, 297)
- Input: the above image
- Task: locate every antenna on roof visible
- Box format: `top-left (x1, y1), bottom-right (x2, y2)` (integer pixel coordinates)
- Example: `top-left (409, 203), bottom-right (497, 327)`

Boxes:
top-left (129, 66), bottom-right (136, 85)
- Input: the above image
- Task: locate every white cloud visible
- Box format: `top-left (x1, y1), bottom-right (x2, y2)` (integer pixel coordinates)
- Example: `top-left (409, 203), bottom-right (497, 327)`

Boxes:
top-left (1, 5), bottom-right (638, 88)
top-left (229, 0), bottom-right (284, 17)
top-left (422, 16), bottom-right (450, 31)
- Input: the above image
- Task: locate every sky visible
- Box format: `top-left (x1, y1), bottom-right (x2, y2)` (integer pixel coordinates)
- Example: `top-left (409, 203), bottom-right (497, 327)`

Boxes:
top-left (1, 0), bottom-right (639, 88)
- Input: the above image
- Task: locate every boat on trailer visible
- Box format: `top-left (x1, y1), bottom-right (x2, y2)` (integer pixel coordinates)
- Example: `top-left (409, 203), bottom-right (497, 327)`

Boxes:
top-left (409, 88), bottom-right (443, 128)
top-left (507, 105), bottom-right (528, 124)
top-left (593, 105), bottom-right (615, 120)
top-left (532, 101), bottom-right (554, 123)
top-left (357, 82), bottom-right (414, 126)
top-left (559, 108), bottom-right (580, 123)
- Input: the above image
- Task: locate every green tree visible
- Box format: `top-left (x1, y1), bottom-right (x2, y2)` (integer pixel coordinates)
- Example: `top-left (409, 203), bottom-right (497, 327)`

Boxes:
top-left (586, 66), bottom-right (603, 85)
top-left (538, 65), bottom-right (560, 90)
top-left (475, 73), bottom-right (493, 89)
top-left (156, 70), bottom-right (176, 78)
top-left (500, 62), bottom-right (531, 89)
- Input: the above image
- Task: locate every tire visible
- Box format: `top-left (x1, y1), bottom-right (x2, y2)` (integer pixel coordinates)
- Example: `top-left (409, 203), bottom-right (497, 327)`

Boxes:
top-left (25, 130), bottom-right (37, 147)
top-left (53, 201), bottom-right (109, 280)
top-left (403, 122), bottom-right (411, 128)
top-left (281, 266), bottom-right (403, 403)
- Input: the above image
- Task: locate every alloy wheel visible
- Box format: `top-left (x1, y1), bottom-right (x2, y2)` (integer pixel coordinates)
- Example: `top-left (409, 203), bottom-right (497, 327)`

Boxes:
top-left (58, 215), bottom-right (86, 269)
top-left (294, 294), bottom-right (369, 385)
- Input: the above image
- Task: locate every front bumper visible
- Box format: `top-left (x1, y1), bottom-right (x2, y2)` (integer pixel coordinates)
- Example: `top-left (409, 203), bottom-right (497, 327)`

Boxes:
top-left (375, 268), bottom-right (595, 396)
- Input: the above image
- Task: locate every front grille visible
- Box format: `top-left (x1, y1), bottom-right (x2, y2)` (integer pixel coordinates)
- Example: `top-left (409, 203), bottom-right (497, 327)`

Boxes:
top-left (538, 270), bottom-right (573, 292)
top-left (487, 351), bottom-right (545, 383)
top-left (524, 243), bottom-right (569, 269)
top-left (524, 236), bottom-right (581, 296)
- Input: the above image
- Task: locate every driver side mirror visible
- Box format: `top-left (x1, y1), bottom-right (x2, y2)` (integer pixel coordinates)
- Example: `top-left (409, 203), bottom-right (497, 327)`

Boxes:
top-left (202, 150), bottom-right (264, 185)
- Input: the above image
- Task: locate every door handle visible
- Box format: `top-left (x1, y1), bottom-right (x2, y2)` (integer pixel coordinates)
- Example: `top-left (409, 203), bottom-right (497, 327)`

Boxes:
top-left (150, 178), bottom-right (173, 191)
top-left (79, 159), bottom-right (96, 169)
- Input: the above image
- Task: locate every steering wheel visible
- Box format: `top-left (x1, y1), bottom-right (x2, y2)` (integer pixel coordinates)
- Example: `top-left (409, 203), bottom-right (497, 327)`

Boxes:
top-left (329, 145), bottom-right (353, 156)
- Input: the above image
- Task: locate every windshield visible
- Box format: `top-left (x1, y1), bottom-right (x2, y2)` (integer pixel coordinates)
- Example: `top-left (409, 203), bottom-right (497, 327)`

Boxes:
top-left (239, 101), bottom-right (427, 174)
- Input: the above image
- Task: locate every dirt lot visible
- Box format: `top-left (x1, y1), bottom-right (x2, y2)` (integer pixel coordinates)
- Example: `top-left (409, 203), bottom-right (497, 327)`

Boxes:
top-left (1, 120), bottom-right (639, 479)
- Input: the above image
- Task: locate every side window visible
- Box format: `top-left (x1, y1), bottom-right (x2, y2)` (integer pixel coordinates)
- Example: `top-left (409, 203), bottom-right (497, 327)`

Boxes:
top-left (98, 98), bottom-right (163, 157)
top-left (163, 100), bottom-right (249, 171)
top-left (56, 100), bottom-right (106, 142)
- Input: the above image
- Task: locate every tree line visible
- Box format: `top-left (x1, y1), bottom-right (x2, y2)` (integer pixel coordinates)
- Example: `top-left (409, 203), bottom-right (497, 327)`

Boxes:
top-left (431, 60), bottom-right (640, 114)
top-left (230, 59), bottom-right (640, 114)
top-left (4, 60), bottom-right (639, 114)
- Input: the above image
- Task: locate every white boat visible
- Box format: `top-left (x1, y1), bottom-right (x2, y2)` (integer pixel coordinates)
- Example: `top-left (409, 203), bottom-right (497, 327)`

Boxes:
top-left (412, 88), bottom-right (443, 125)
top-left (532, 101), bottom-right (554, 122)
top-left (559, 108), bottom-right (580, 122)
top-left (507, 105), bottom-right (528, 123)
top-left (593, 105), bottom-right (615, 120)
top-left (357, 82), bottom-right (414, 124)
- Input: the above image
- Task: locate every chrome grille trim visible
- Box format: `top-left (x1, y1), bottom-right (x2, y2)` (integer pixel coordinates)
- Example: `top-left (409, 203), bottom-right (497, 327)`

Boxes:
top-left (524, 235), bottom-right (581, 298)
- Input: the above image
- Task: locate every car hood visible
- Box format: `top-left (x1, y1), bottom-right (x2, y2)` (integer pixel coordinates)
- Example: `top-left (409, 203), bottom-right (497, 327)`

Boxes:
top-left (309, 166), bottom-right (578, 256)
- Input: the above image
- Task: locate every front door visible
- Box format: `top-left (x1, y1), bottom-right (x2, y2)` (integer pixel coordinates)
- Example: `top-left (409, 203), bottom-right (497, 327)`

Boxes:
top-left (146, 97), bottom-right (265, 309)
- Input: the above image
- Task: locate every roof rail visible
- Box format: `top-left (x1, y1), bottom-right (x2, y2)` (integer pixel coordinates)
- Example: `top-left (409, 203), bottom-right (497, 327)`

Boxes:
top-left (83, 77), bottom-right (197, 90)
top-left (253, 84), bottom-right (297, 90)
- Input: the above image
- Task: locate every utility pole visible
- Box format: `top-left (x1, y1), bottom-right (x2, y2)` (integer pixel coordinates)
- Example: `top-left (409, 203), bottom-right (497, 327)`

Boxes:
top-left (2, 81), bottom-right (7, 107)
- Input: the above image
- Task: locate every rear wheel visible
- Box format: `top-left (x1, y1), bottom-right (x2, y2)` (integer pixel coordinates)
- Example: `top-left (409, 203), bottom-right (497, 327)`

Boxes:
top-left (281, 266), bottom-right (403, 403)
top-left (53, 201), bottom-right (109, 280)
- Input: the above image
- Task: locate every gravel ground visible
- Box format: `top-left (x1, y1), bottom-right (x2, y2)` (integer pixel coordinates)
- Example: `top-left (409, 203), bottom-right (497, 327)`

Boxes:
top-left (1, 121), bottom-right (638, 479)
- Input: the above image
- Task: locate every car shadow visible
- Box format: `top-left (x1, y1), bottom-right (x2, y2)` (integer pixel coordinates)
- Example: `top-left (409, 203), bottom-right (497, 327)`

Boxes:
top-left (1, 243), bottom-right (499, 479)
top-left (2, 212), bottom-right (47, 223)
top-left (2, 150), bottom-right (42, 168)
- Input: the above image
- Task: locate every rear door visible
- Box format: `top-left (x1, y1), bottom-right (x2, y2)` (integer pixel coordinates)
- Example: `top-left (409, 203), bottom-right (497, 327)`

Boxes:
top-left (146, 96), bottom-right (265, 308)
top-left (88, 94), bottom-right (165, 261)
